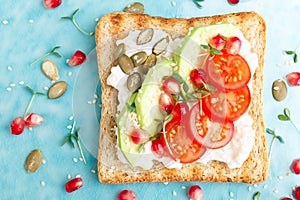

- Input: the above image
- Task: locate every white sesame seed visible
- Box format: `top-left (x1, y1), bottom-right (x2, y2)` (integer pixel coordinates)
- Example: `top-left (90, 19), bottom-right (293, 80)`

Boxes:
top-left (7, 66), bottom-right (13, 71)
top-left (229, 192), bottom-right (234, 197)
top-left (42, 159), bottom-right (46, 164)
top-left (66, 59), bottom-right (70, 64)
top-left (87, 100), bottom-right (92, 104)
top-left (229, 199), bottom-right (233, 200)
top-left (28, 19), bottom-right (34, 23)
top-left (293, 186), bottom-right (296, 191)
top-left (69, 116), bottom-right (74, 121)
top-left (92, 99), bottom-right (97, 104)
top-left (263, 184), bottom-right (268, 189)
top-left (248, 186), bottom-right (252, 192)
top-left (273, 189), bottom-right (279, 193)
top-left (28, 127), bottom-right (33, 131)
top-left (73, 158), bottom-right (78, 163)
top-left (163, 182), bottom-right (169, 185)
top-left (51, 80), bottom-right (55, 84)
top-left (95, 18), bottom-right (99, 22)
top-left (94, 94), bottom-right (98, 99)
top-left (40, 181), bottom-right (45, 187)
top-left (253, 184), bottom-right (258, 188)
top-left (91, 169), bottom-right (96, 174)
top-left (44, 87), bottom-right (49, 91)
top-left (171, 1), bottom-right (177, 6)
top-left (67, 125), bottom-right (72, 129)
top-left (278, 176), bottom-right (283, 180)
top-left (19, 81), bottom-right (25, 85)
top-left (67, 174), bottom-right (71, 180)
top-left (2, 20), bottom-right (8, 25)
top-left (181, 186), bottom-right (186, 190)
top-left (6, 87), bottom-right (12, 91)
top-left (172, 190), bottom-right (177, 196)
top-left (89, 32), bottom-right (94, 36)
top-left (68, 72), bottom-right (72, 77)
top-left (79, 157), bottom-right (83, 162)
top-left (75, 174), bottom-right (81, 178)
top-left (10, 83), bottom-right (16, 87)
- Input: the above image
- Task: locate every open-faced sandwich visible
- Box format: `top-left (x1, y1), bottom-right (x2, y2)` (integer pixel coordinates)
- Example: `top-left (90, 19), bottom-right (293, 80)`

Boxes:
top-left (95, 11), bottom-right (268, 184)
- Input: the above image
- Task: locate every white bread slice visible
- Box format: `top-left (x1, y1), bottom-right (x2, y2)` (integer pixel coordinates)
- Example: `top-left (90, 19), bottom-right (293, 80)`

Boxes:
top-left (95, 11), bottom-right (268, 184)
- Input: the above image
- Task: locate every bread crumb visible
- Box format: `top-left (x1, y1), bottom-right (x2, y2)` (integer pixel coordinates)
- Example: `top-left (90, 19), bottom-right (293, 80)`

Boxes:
top-left (172, 190), bottom-right (177, 196)
top-left (40, 181), bottom-right (45, 187)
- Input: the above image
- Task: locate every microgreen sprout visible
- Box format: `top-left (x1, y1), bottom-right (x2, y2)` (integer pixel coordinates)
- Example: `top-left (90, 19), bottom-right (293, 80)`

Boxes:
top-left (24, 86), bottom-right (46, 117)
top-left (192, 0), bottom-right (205, 8)
top-left (252, 191), bottom-right (261, 200)
top-left (285, 45), bottom-right (300, 63)
top-left (201, 44), bottom-right (223, 59)
top-left (278, 108), bottom-right (300, 133)
top-left (61, 8), bottom-right (94, 36)
top-left (30, 46), bottom-right (62, 67)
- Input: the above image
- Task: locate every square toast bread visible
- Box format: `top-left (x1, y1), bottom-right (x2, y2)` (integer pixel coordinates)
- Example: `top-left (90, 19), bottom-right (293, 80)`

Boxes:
top-left (95, 11), bottom-right (268, 184)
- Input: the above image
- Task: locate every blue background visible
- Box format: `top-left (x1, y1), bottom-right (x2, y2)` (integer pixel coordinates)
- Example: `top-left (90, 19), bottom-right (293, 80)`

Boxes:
top-left (1, 0), bottom-right (300, 199)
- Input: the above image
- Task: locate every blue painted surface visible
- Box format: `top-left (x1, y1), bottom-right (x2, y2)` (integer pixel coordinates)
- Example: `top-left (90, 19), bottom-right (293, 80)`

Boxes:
top-left (1, 0), bottom-right (300, 199)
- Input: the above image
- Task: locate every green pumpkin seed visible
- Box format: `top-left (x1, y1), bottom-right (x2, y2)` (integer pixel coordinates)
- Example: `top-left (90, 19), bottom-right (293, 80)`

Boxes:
top-left (42, 60), bottom-right (59, 81)
top-left (272, 79), bottom-right (287, 102)
top-left (48, 81), bottom-right (67, 99)
top-left (114, 43), bottom-right (126, 60)
top-left (124, 2), bottom-right (144, 14)
top-left (140, 54), bottom-right (157, 74)
top-left (131, 51), bottom-right (147, 67)
top-left (25, 149), bottom-right (43, 173)
top-left (127, 72), bottom-right (142, 92)
top-left (152, 36), bottom-right (169, 55)
top-left (118, 54), bottom-right (134, 74)
top-left (136, 28), bottom-right (154, 45)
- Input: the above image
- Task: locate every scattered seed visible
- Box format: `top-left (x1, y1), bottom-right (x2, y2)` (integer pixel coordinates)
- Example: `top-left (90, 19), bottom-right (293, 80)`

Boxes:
top-left (273, 189), bottom-right (279, 193)
top-left (44, 87), bottom-right (49, 91)
top-left (7, 66), bottom-right (13, 71)
top-left (278, 176), bottom-right (283, 180)
top-left (136, 28), bottom-right (154, 45)
top-left (92, 99), bottom-right (97, 104)
top-left (87, 100), bottom-right (92, 104)
top-left (127, 72), bottom-right (142, 92)
top-left (40, 181), bottom-right (45, 187)
top-left (95, 18), bottom-right (99, 22)
top-left (171, 1), bottom-right (177, 6)
top-left (2, 20), bottom-right (8, 25)
top-left (28, 127), bottom-right (33, 131)
top-left (67, 125), bottom-right (72, 129)
top-left (28, 19), bottom-right (34, 24)
top-left (42, 159), bottom-right (46, 164)
top-left (73, 158), bottom-right (78, 163)
top-left (248, 186), bottom-right (252, 192)
top-left (286, 172), bottom-right (291, 176)
top-left (75, 174), bottom-right (81, 178)
top-left (42, 60), bottom-right (59, 81)
top-left (66, 59), bottom-right (70, 64)
top-left (6, 87), bottom-right (12, 91)
top-left (91, 169), bottom-right (96, 174)
top-left (272, 79), bottom-right (287, 102)
top-left (172, 190), bottom-right (177, 196)
top-left (229, 192), bottom-right (234, 197)
top-left (48, 81), bottom-right (67, 99)
top-left (118, 54), bottom-right (134, 74)
top-left (114, 43), bottom-right (126, 60)
top-left (67, 174), bottom-right (71, 180)
top-left (124, 2), bottom-right (144, 14)
top-left (10, 83), bottom-right (16, 87)
top-left (68, 72), bottom-right (72, 77)
top-left (69, 116), bottom-right (74, 121)
top-left (94, 94), bottom-right (98, 99)
top-left (19, 81), bottom-right (25, 85)
top-left (152, 36), bottom-right (170, 55)
top-left (253, 184), bottom-right (258, 188)
top-left (163, 182), bottom-right (169, 185)
top-left (263, 184), bottom-right (268, 189)
top-left (181, 186), bottom-right (186, 190)
top-left (25, 149), bottom-right (43, 173)
top-left (131, 51), bottom-right (147, 67)
top-left (79, 157), bottom-right (83, 162)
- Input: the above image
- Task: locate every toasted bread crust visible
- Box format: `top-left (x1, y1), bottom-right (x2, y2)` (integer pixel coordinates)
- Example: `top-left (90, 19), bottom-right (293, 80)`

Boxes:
top-left (95, 12), bottom-right (268, 184)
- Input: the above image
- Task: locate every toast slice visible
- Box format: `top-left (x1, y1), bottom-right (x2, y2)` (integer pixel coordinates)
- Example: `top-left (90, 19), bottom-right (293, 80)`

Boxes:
top-left (95, 11), bottom-right (268, 184)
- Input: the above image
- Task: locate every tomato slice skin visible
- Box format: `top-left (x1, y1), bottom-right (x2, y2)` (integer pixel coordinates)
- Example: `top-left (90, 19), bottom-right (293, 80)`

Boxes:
top-left (187, 103), bottom-right (234, 149)
top-left (206, 52), bottom-right (251, 90)
top-left (202, 86), bottom-right (251, 122)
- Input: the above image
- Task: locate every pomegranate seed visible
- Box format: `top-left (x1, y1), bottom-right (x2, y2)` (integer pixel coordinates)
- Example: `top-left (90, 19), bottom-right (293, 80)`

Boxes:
top-left (291, 159), bottom-right (300, 174)
top-left (188, 185), bottom-right (204, 200)
top-left (190, 69), bottom-right (206, 88)
top-left (43, 0), bottom-right (62, 9)
top-left (130, 129), bottom-right (149, 144)
top-left (118, 190), bottom-right (136, 200)
top-left (226, 37), bottom-right (242, 55)
top-left (228, 0), bottom-right (240, 5)
top-left (65, 177), bottom-right (83, 193)
top-left (159, 93), bottom-right (175, 113)
top-left (68, 50), bottom-right (86, 67)
top-left (24, 113), bottom-right (45, 128)
top-left (162, 77), bottom-right (181, 95)
top-left (10, 117), bottom-right (25, 135)
top-left (294, 186), bottom-right (300, 200)
top-left (286, 72), bottom-right (300, 86)
top-left (281, 198), bottom-right (292, 200)
top-left (151, 138), bottom-right (165, 158)
top-left (210, 34), bottom-right (226, 51)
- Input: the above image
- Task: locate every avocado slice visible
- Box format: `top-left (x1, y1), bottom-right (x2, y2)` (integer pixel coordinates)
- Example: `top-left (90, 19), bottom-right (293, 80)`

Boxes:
top-left (174, 23), bottom-right (240, 83)
top-left (135, 59), bottom-right (174, 136)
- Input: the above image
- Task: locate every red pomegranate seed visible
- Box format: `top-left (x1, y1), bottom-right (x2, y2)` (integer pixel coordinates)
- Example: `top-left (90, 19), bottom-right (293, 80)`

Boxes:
top-left (226, 37), bottom-right (242, 55)
top-left (291, 159), bottom-right (300, 175)
top-left (281, 198), bottom-right (292, 200)
top-left (43, 0), bottom-right (62, 9)
top-left (68, 50), bottom-right (86, 67)
top-left (190, 69), bottom-right (206, 88)
top-left (130, 129), bottom-right (149, 144)
top-left (24, 113), bottom-right (45, 128)
top-left (159, 93), bottom-right (175, 113)
top-left (162, 77), bottom-right (181, 95)
top-left (65, 177), bottom-right (83, 193)
top-left (210, 34), bottom-right (227, 51)
top-left (10, 117), bottom-right (25, 135)
top-left (188, 185), bottom-right (204, 200)
top-left (151, 138), bottom-right (165, 158)
top-left (228, 0), bottom-right (240, 4)
top-left (286, 72), bottom-right (300, 86)
top-left (118, 190), bottom-right (136, 200)
top-left (295, 186), bottom-right (300, 200)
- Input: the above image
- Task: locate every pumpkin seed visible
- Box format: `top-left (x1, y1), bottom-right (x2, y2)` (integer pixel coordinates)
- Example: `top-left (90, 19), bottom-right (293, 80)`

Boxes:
top-left (41, 60), bottom-right (59, 81)
top-left (127, 72), bottom-right (142, 92)
top-left (114, 43), bottom-right (126, 60)
top-left (272, 79), bottom-right (287, 102)
top-left (118, 54), bottom-right (134, 74)
top-left (25, 149), bottom-right (43, 173)
top-left (124, 2), bottom-right (144, 14)
top-left (153, 36), bottom-right (169, 55)
top-left (136, 28), bottom-right (154, 45)
top-left (131, 51), bottom-right (147, 67)
top-left (140, 54), bottom-right (157, 74)
top-left (48, 81), bottom-right (67, 99)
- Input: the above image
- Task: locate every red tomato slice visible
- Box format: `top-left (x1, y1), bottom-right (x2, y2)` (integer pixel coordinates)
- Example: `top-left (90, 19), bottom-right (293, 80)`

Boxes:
top-left (202, 86), bottom-right (251, 122)
top-left (187, 103), bottom-right (234, 149)
top-left (206, 52), bottom-right (251, 90)
top-left (162, 119), bottom-right (206, 163)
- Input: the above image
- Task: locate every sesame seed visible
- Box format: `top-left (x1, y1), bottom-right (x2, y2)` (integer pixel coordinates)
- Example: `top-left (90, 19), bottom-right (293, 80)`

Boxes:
top-left (67, 125), bottom-right (72, 129)
top-left (253, 184), bottom-right (258, 188)
top-left (28, 127), bottom-right (33, 131)
top-left (28, 19), bottom-right (34, 23)
top-left (248, 186), bottom-right (252, 192)
top-left (51, 80), bottom-right (55, 84)
top-left (19, 81), bottom-right (25, 85)
top-left (44, 87), bottom-right (49, 91)
top-left (87, 100), bottom-right (92, 104)
top-left (92, 99), bottom-right (97, 104)
top-left (2, 20), bottom-right (8, 25)
top-left (7, 66), bottom-right (13, 71)
top-left (171, 1), bottom-right (177, 6)
top-left (263, 184), bottom-right (268, 189)
top-left (68, 72), bottom-right (72, 77)
top-left (79, 157), bottom-right (83, 162)
top-left (172, 190), bottom-right (177, 196)
top-left (278, 176), bottom-right (283, 180)
top-left (91, 169), bottom-right (96, 174)
top-left (66, 59), bottom-right (69, 64)
top-left (181, 186), bottom-right (186, 190)
top-left (67, 174), bottom-right (71, 180)
top-left (75, 174), bottom-right (81, 178)
top-left (40, 181), bottom-right (45, 187)
top-left (229, 199), bottom-right (233, 200)
top-left (73, 158), bottom-right (78, 163)
top-left (95, 18), bottom-right (99, 22)
top-left (10, 83), bottom-right (16, 87)
top-left (163, 182), bottom-right (169, 185)
top-left (273, 189), bottom-right (279, 193)
top-left (94, 94), bottom-right (98, 99)
top-left (229, 192), bottom-right (234, 197)
top-left (69, 116), bottom-right (74, 121)
top-left (42, 159), bottom-right (46, 164)
top-left (6, 87), bottom-right (12, 91)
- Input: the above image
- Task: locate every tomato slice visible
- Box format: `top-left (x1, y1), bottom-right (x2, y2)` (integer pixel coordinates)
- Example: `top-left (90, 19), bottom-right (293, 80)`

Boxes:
top-left (162, 119), bottom-right (206, 163)
top-left (202, 86), bottom-right (251, 122)
top-left (206, 52), bottom-right (251, 90)
top-left (187, 103), bottom-right (234, 149)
